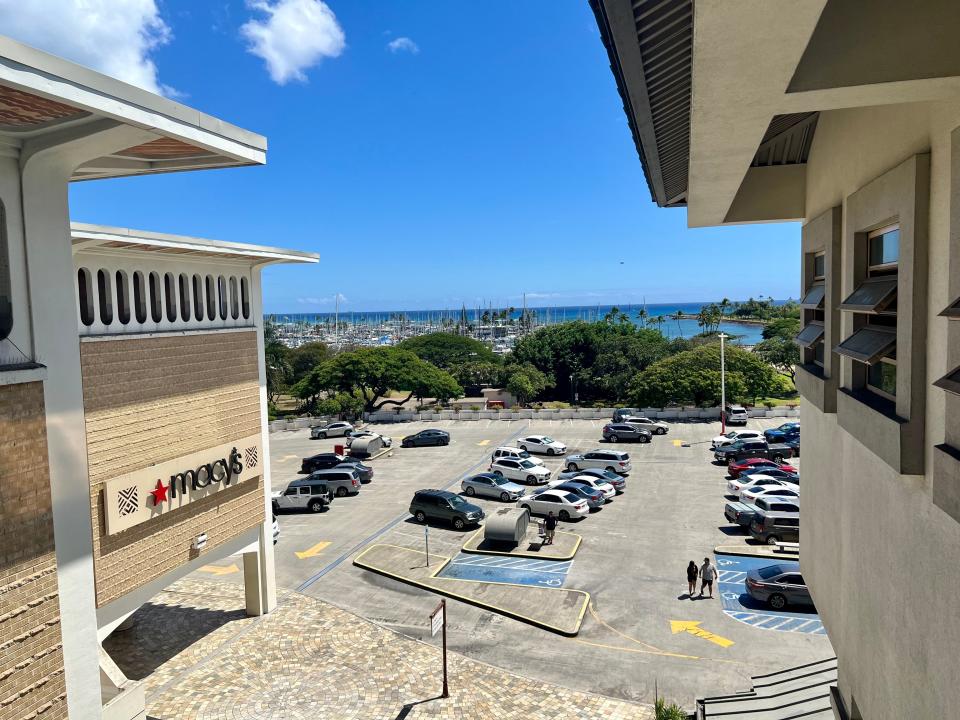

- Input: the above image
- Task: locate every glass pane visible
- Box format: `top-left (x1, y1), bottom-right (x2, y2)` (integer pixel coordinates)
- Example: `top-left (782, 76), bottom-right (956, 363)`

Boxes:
top-left (839, 276), bottom-right (897, 313)
top-left (800, 283), bottom-right (825, 308)
top-left (868, 362), bottom-right (897, 396)
top-left (795, 321), bottom-right (824, 348)
top-left (869, 228), bottom-right (899, 266)
top-left (813, 254), bottom-right (825, 278)
top-left (835, 326), bottom-right (896, 364)
top-left (814, 341), bottom-right (825, 364)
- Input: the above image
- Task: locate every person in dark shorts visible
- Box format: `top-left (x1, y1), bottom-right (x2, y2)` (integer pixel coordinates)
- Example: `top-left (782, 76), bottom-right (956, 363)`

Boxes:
top-left (544, 511), bottom-right (558, 545)
top-left (686, 561), bottom-right (699, 598)
top-left (700, 557), bottom-right (717, 598)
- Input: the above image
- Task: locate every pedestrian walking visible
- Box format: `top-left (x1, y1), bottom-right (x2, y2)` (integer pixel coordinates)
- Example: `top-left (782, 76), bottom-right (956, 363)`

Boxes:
top-left (544, 511), bottom-right (558, 545)
top-left (700, 557), bottom-right (717, 598)
top-left (686, 560), bottom-right (699, 598)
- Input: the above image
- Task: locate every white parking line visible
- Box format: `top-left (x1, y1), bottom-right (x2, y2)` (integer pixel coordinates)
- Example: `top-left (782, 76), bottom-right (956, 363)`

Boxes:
top-left (762, 617), bottom-right (796, 631)
top-left (790, 619), bottom-right (818, 633)
top-left (719, 570), bottom-right (747, 582)
top-left (751, 615), bottom-right (787, 628)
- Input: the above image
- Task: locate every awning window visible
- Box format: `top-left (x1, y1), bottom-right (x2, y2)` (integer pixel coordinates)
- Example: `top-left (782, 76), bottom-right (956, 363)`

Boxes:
top-left (934, 365), bottom-right (960, 396)
top-left (834, 326), bottom-right (896, 364)
top-left (795, 322), bottom-right (825, 348)
top-left (939, 297), bottom-right (960, 320)
top-left (799, 283), bottom-right (825, 309)
top-left (839, 276), bottom-right (897, 313)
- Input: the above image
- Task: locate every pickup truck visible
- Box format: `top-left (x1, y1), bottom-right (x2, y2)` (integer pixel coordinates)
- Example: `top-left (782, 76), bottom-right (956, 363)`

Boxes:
top-left (714, 439), bottom-right (793, 464)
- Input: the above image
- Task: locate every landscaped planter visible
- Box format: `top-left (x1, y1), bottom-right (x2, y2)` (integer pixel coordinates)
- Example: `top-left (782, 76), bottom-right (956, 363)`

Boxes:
top-left (459, 411), bottom-right (478, 421)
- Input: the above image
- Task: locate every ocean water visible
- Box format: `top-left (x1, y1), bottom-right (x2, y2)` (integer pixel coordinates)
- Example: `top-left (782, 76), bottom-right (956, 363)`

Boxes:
top-left (269, 302), bottom-right (772, 345)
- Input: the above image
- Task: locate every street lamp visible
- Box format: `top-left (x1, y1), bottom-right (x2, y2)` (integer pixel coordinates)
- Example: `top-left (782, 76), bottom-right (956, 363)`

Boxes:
top-left (718, 332), bottom-right (729, 433)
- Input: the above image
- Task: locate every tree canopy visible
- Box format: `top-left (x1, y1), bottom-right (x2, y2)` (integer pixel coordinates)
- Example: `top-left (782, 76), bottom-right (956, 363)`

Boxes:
top-left (398, 333), bottom-right (497, 371)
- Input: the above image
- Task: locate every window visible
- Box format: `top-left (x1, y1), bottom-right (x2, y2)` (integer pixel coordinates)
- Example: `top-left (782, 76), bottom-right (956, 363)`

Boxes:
top-left (164, 273), bottom-right (177, 322)
top-left (229, 277), bottom-right (239, 320)
top-left (867, 357), bottom-right (897, 400)
top-left (813, 253), bottom-right (825, 279)
top-left (800, 283), bottom-right (825, 309)
top-left (178, 274), bottom-right (191, 322)
top-left (813, 341), bottom-right (825, 366)
top-left (192, 274), bottom-right (204, 321)
top-left (78, 268), bottom-right (94, 326)
top-left (205, 275), bottom-right (216, 320)
top-left (241, 277), bottom-right (250, 319)
top-left (217, 275), bottom-right (228, 320)
top-left (934, 366), bottom-right (960, 396)
top-left (133, 271), bottom-right (147, 323)
top-left (96, 269), bottom-right (113, 325)
top-left (868, 226), bottom-right (899, 269)
top-left (835, 326), bottom-right (896, 364)
top-left (148, 272), bottom-right (162, 323)
top-left (839, 276), bottom-right (897, 313)
top-left (115, 271), bottom-right (131, 324)
top-left (795, 321), bottom-right (824, 348)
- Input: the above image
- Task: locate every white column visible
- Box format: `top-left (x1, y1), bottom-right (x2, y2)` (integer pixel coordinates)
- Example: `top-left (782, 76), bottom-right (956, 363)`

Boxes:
top-left (20, 122), bottom-right (159, 719)
top-left (247, 265), bottom-right (277, 615)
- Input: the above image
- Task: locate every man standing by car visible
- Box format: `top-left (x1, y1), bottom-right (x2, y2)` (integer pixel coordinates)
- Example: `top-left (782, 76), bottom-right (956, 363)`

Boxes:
top-left (544, 511), bottom-right (558, 545)
top-left (700, 557), bottom-right (717, 598)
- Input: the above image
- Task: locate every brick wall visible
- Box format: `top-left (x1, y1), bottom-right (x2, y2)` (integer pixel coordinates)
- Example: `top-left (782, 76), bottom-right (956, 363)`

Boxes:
top-left (0, 382), bottom-right (67, 720)
top-left (80, 331), bottom-right (264, 606)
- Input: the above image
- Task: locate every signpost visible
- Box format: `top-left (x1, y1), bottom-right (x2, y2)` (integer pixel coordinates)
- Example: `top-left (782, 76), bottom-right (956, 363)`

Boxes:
top-left (718, 332), bottom-right (729, 434)
top-left (424, 526), bottom-right (430, 567)
top-left (430, 599), bottom-right (449, 698)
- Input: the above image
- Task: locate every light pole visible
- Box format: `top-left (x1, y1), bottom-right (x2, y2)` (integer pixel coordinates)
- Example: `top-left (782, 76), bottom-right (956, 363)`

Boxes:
top-left (719, 332), bottom-right (729, 434)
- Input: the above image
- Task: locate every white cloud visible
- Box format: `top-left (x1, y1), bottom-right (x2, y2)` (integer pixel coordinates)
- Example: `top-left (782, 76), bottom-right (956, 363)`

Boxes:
top-left (0, 0), bottom-right (173, 95)
top-left (297, 293), bottom-right (347, 306)
top-left (386, 36), bottom-right (419, 54)
top-left (241, 0), bottom-right (345, 84)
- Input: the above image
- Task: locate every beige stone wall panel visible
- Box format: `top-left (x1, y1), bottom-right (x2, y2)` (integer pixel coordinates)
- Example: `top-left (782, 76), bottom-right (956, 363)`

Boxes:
top-left (80, 332), bottom-right (264, 607)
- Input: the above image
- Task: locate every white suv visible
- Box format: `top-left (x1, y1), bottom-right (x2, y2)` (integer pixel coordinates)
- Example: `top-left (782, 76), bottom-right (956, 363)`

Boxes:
top-left (491, 446), bottom-right (544, 466)
top-left (490, 458), bottom-right (552, 485)
top-left (622, 416), bottom-right (669, 435)
top-left (311, 421), bottom-right (354, 439)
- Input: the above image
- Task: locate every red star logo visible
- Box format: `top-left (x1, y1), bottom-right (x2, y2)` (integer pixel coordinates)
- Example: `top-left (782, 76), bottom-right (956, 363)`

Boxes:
top-left (150, 479), bottom-right (169, 506)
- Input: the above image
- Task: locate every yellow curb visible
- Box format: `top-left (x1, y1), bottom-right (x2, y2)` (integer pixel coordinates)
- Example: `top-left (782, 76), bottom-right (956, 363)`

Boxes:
top-left (353, 543), bottom-right (590, 636)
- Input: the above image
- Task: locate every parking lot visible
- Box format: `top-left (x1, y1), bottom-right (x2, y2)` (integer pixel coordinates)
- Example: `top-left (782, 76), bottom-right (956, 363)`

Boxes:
top-left (199, 416), bottom-right (831, 705)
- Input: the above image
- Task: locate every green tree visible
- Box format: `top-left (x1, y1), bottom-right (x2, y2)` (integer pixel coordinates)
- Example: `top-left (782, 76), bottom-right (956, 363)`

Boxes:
top-left (755, 336), bottom-right (800, 382)
top-left (453, 360), bottom-right (502, 390)
top-left (314, 391), bottom-right (365, 419)
top-left (628, 344), bottom-right (776, 407)
top-left (263, 319), bottom-right (291, 406)
top-left (287, 341), bottom-right (330, 383)
top-left (504, 362), bottom-right (551, 405)
top-left (296, 347), bottom-right (462, 412)
top-left (762, 316), bottom-right (801, 341)
top-left (398, 332), bottom-right (497, 370)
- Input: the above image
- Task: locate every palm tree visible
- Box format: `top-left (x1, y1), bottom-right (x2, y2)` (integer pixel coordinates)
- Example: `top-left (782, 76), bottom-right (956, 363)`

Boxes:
top-left (672, 310), bottom-right (684, 337)
top-left (637, 307), bottom-right (649, 326)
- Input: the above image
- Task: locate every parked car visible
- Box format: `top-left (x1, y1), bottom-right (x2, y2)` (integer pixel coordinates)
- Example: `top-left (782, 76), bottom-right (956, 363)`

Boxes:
top-left (300, 452), bottom-right (346, 474)
top-left (565, 450), bottom-right (632, 474)
top-left (517, 489), bottom-right (589, 521)
top-left (728, 458), bottom-right (798, 479)
top-left (346, 430), bottom-right (392, 448)
top-left (711, 429), bottom-right (765, 448)
top-left (490, 457), bottom-right (552, 485)
top-left (336, 458), bottom-right (373, 483)
top-left (621, 416), bottom-right (670, 435)
top-left (714, 439), bottom-right (793, 464)
top-left (556, 467), bottom-right (626, 493)
top-left (740, 467), bottom-right (800, 484)
top-left (764, 422), bottom-right (800, 442)
top-left (745, 562), bottom-right (814, 609)
top-left (272, 479), bottom-right (332, 513)
top-left (544, 482), bottom-right (605, 510)
top-left (517, 435), bottom-right (567, 455)
top-left (307, 467), bottom-right (362, 497)
top-left (723, 404), bottom-right (749, 425)
top-left (740, 485), bottom-right (800, 504)
top-left (602, 423), bottom-right (652, 443)
top-left (310, 421), bottom-right (354, 439)
top-left (725, 496), bottom-right (798, 528)
top-left (557, 475), bottom-right (616, 501)
top-left (491, 446), bottom-right (544, 466)
top-left (401, 429), bottom-right (450, 448)
top-left (785, 437), bottom-right (801, 456)
top-left (727, 474), bottom-right (799, 498)
top-left (461, 473), bottom-right (526, 501)
top-left (612, 408), bottom-right (640, 423)
top-left (749, 508), bottom-right (800, 545)
top-left (409, 489), bottom-right (484, 530)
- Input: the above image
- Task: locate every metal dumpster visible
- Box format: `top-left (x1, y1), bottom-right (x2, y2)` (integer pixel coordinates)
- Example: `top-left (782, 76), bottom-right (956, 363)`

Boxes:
top-left (348, 435), bottom-right (383, 459)
top-left (484, 507), bottom-right (530, 545)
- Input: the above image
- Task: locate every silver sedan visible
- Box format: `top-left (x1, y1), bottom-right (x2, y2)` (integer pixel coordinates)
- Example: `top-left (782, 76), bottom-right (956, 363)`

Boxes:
top-left (461, 473), bottom-right (526, 501)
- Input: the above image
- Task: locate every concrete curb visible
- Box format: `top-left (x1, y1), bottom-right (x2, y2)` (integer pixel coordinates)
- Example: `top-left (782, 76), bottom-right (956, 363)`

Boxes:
top-left (460, 526), bottom-right (582, 560)
top-left (714, 544), bottom-right (799, 559)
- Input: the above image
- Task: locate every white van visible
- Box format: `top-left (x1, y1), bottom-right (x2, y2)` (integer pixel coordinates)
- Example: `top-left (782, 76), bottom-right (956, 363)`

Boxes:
top-left (490, 446), bottom-right (544, 466)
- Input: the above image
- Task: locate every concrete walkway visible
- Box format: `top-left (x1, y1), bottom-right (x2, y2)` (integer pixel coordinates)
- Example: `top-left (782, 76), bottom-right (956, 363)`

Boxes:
top-left (104, 579), bottom-right (651, 720)
top-left (461, 523), bottom-right (581, 560)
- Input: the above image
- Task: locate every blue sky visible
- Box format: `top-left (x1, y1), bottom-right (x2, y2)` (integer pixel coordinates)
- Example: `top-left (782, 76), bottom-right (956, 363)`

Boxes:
top-left (56, 1), bottom-right (800, 313)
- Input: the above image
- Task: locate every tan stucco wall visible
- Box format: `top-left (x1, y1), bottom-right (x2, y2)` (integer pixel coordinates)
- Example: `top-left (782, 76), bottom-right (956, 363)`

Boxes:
top-left (0, 382), bottom-right (67, 720)
top-left (801, 102), bottom-right (960, 720)
top-left (80, 331), bottom-right (264, 607)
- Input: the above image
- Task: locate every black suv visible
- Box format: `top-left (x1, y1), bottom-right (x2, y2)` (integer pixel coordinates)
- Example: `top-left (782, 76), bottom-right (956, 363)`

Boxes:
top-left (409, 489), bottom-right (484, 530)
top-left (300, 452), bottom-right (346, 474)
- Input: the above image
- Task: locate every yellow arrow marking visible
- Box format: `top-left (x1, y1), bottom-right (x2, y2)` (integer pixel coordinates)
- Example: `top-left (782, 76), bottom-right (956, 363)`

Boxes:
top-left (295, 541), bottom-right (332, 559)
top-left (198, 564), bottom-right (239, 576)
top-left (672, 439), bottom-right (684, 447)
top-left (476, 439), bottom-right (490, 446)
top-left (670, 620), bottom-right (734, 648)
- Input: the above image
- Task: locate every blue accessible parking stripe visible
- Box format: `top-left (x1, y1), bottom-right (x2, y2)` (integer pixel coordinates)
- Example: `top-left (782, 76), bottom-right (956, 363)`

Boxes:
top-left (437, 553), bottom-right (573, 588)
top-left (716, 553), bottom-right (826, 635)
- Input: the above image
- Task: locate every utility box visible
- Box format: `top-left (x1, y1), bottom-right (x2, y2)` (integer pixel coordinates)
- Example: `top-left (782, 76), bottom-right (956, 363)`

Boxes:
top-left (348, 435), bottom-right (383, 459)
top-left (484, 507), bottom-right (530, 545)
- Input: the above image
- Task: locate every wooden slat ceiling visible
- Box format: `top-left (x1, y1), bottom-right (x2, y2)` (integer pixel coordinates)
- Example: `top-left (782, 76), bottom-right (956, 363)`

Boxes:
top-left (118, 137), bottom-right (214, 160)
top-left (0, 83), bottom-right (89, 130)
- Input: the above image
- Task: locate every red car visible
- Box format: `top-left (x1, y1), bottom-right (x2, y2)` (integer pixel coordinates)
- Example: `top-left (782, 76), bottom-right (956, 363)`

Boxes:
top-left (728, 457), bottom-right (798, 478)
